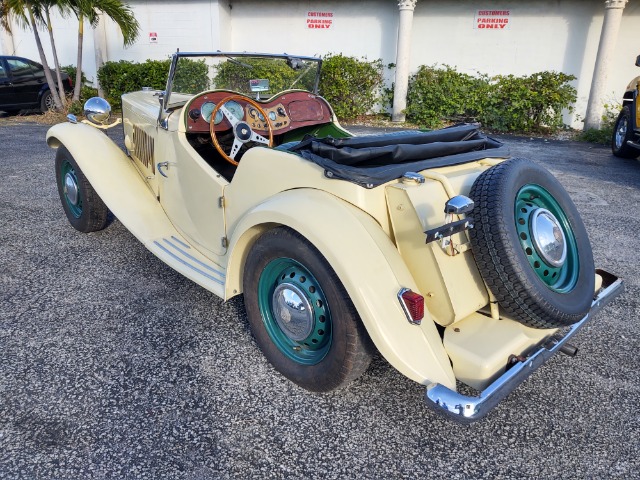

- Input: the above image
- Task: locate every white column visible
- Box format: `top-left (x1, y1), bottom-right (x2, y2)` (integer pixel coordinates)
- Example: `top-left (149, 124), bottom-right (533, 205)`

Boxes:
top-left (391, 0), bottom-right (417, 122)
top-left (584, 0), bottom-right (628, 130)
top-left (93, 15), bottom-right (109, 97)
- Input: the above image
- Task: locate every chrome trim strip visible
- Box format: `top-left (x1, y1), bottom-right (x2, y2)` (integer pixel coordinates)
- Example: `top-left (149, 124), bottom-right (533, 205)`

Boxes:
top-left (425, 270), bottom-right (624, 424)
top-left (153, 240), bottom-right (225, 285)
top-left (161, 238), bottom-right (225, 278)
top-left (170, 235), bottom-right (191, 249)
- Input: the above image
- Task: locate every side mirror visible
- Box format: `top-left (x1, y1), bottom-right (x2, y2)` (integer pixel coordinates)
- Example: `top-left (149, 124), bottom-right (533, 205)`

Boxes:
top-left (84, 97), bottom-right (112, 126)
top-left (635, 55), bottom-right (640, 67)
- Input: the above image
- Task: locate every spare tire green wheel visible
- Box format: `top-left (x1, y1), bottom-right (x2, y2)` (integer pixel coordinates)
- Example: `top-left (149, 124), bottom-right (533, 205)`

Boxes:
top-left (243, 227), bottom-right (374, 392)
top-left (469, 158), bottom-right (595, 329)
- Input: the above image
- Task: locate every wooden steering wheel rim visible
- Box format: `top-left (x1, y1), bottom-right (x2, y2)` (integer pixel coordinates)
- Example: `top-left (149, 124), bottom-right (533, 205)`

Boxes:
top-left (209, 94), bottom-right (274, 166)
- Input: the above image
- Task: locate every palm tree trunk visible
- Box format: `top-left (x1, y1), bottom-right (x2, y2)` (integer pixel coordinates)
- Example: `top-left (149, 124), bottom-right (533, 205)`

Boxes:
top-left (73, 15), bottom-right (83, 102)
top-left (28, 7), bottom-right (63, 111)
top-left (45, 9), bottom-right (66, 106)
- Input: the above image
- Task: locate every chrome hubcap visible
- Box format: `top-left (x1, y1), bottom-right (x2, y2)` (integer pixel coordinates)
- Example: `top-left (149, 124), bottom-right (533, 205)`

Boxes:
top-left (271, 283), bottom-right (314, 341)
top-left (530, 208), bottom-right (567, 267)
top-left (615, 117), bottom-right (627, 149)
top-left (63, 172), bottom-right (79, 206)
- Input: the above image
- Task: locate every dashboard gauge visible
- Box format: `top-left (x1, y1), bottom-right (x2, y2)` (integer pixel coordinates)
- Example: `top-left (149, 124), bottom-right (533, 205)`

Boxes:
top-left (224, 100), bottom-right (245, 121)
top-left (268, 111), bottom-right (277, 121)
top-left (201, 101), bottom-right (223, 125)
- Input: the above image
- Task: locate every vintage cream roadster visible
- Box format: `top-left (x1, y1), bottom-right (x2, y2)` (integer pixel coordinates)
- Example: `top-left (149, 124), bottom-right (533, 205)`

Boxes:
top-left (47, 52), bottom-right (622, 422)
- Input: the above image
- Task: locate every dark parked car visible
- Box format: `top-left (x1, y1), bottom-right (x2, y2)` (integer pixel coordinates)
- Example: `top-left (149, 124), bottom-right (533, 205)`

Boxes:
top-left (0, 55), bottom-right (73, 113)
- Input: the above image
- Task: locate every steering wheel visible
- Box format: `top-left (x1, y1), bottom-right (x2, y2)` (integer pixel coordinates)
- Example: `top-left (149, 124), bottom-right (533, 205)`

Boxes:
top-left (209, 95), bottom-right (274, 166)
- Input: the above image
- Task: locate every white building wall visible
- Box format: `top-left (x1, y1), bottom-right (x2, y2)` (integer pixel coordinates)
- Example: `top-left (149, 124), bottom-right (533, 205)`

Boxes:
top-left (410, 0), bottom-right (639, 127)
top-left (2, 0), bottom-right (639, 127)
top-left (4, 14), bottom-right (98, 80)
top-left (102, 1), bottom-right (232, 62)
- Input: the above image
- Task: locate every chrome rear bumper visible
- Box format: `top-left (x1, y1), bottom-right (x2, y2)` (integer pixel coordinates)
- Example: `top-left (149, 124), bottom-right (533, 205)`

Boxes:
top-left (425, 269), bottom-right (624, 424)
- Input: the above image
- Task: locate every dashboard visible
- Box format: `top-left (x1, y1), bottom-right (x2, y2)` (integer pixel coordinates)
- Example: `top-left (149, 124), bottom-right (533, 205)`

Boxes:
top-left (184, 90), bottom-right (332, 135)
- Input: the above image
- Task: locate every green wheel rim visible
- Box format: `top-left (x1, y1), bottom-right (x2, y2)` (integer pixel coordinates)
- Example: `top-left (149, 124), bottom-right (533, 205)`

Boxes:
top-left (257, 258), bottom-right (332, 365)
top-left (515, 184), bottom-right (579, 293)
top-left (60, 160), bottom-right (82, 218)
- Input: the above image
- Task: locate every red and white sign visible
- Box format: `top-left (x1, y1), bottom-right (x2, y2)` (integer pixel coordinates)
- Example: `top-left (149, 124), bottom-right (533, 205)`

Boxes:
top-left (149, 32), bottom-right (158, 43)
top-left (475, 10), bottom-right (510, 30)
top-left (306, 11), bottom-right (334, 30)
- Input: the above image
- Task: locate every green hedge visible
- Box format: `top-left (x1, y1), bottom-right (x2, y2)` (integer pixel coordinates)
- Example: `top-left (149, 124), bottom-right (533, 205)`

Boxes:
top-left (97, 59), bottom-right (169, 108)
top-left (97, 58), bottom-right (209, 108)
top-left (319, 54), bottom-right (384, 120)
top-left (96, 57), bottom-right (576, 132)
top-left (212, 57), bottom-right (316, 93)
top-left (405, 66), bottom-right (577, 133)
top-left (97, 54), bottom-right (384, 119)
top-left (405, 65), bottom-right (488, 128)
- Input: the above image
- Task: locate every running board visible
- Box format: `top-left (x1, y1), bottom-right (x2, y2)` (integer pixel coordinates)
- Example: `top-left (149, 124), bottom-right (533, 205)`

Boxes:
top-left (626, 139), bottom-right (640, 149)
top-left (147, 235), bottom-right (226, 297)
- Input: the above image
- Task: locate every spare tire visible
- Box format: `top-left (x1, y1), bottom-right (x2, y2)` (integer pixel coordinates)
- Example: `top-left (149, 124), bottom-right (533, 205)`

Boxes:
top-left (469, 158), bottom-right (595, 329)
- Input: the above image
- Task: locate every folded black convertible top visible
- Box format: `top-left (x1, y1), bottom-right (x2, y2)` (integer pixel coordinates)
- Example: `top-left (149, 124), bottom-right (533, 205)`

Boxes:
top-left (288, 124), bottom-right (510, 188)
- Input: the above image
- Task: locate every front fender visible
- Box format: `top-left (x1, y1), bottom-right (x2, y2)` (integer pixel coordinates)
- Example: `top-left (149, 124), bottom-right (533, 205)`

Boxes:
top-left (46, 122), bottom-right (172, 241)
top-left (226, 189), bottom-right (456, 389)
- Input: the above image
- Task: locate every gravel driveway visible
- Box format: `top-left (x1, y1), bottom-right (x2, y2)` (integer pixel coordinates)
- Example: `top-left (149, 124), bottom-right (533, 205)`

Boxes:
top-left (0, 122), bottom-right (638, 479)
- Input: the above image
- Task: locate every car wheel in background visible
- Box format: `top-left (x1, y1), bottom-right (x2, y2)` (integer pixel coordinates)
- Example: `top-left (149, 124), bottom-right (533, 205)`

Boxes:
top-left (611, 105), bottom-right (639, 158)
top-left (55, 145), bottom-right (109, 232)
top-left (469, 158), bottom-right (595, 329)
top-left (40, 89), bottom-right (55, 112)
top-left (243, 227), bottom-right (374, 392)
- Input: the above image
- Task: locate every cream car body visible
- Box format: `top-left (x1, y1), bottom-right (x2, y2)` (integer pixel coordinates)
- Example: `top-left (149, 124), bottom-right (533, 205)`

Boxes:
top-left (47, 52), bottom-right (622, 422)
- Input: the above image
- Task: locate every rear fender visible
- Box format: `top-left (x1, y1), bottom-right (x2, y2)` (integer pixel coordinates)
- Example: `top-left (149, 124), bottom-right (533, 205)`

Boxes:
top-left (226, 188), bottom-right (456, 388)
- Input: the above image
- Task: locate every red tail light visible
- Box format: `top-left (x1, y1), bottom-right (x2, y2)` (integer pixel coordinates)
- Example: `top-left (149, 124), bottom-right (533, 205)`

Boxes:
top-left (68, 76), bottom-right (73, 88)
top-left (398, 289), bottom-right (424, 324)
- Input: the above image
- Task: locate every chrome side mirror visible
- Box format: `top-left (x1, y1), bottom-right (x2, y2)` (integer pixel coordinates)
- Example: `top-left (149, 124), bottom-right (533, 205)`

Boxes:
top-left (444, 195), bottom-right (475, 215)
top-left (84, 97), bottom-right (112, 126)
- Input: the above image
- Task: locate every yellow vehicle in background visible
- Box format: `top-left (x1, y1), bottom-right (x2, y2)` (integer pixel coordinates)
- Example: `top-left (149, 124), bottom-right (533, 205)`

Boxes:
top-left (612, 55), bottom-right (640, 158)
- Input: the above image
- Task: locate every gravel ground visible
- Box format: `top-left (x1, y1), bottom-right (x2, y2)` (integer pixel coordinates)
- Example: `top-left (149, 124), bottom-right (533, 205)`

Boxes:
top-left (0, 121), bottom-right (639, 479)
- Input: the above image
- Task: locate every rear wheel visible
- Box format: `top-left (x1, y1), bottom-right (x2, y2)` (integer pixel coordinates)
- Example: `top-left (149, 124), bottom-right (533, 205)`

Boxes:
top-left (40, 90), bottom-right (54, 112)
top-left (469, 158), bottom-right (595, 329)
top-left (243, 227), bottom-right (374, 392)
top-left (611, 105), bottom-right (639, 158)
top-left (55, 145), bottom-right (109, 232)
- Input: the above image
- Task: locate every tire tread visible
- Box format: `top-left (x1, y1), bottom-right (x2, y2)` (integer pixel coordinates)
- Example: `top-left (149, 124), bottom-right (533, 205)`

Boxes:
top-left (469, 158), bottom-right (593, 329)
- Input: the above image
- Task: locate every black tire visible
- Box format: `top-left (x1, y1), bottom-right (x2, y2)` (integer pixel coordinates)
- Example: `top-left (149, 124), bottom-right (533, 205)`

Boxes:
top-left (611, 105), bottom-right (639, 158)
top-left (55, 145), bottom-right (110, 232)
top-left (243, 227), bottom-right (374, 392)
top-left (469, 158), bottom-right (595, 329)
top-left (40, 90), bottom-right (54, 112)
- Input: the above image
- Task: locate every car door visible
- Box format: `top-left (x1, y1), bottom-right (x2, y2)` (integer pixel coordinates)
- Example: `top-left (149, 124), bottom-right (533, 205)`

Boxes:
top-left (156, 129), bottom-right (228, 257)
top-left (0, 59), bottom-right (14, 108)
top-left (6, 58), bottom-right (42, 106)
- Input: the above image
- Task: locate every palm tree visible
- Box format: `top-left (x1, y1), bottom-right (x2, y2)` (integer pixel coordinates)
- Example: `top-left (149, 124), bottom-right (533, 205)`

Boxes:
top-left (1, 0), bottom-right (66, 110)
top-left (0, 1), bottom-right (12, 32)
top-left (38, 0), bottom-right (73, 105)
top-left (69, 0), bottom-right (139, 102)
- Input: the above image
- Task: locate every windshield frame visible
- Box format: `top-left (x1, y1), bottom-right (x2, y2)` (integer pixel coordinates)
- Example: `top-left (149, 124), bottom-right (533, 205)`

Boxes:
top-left (159, 51), bottom-right (323, 127)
